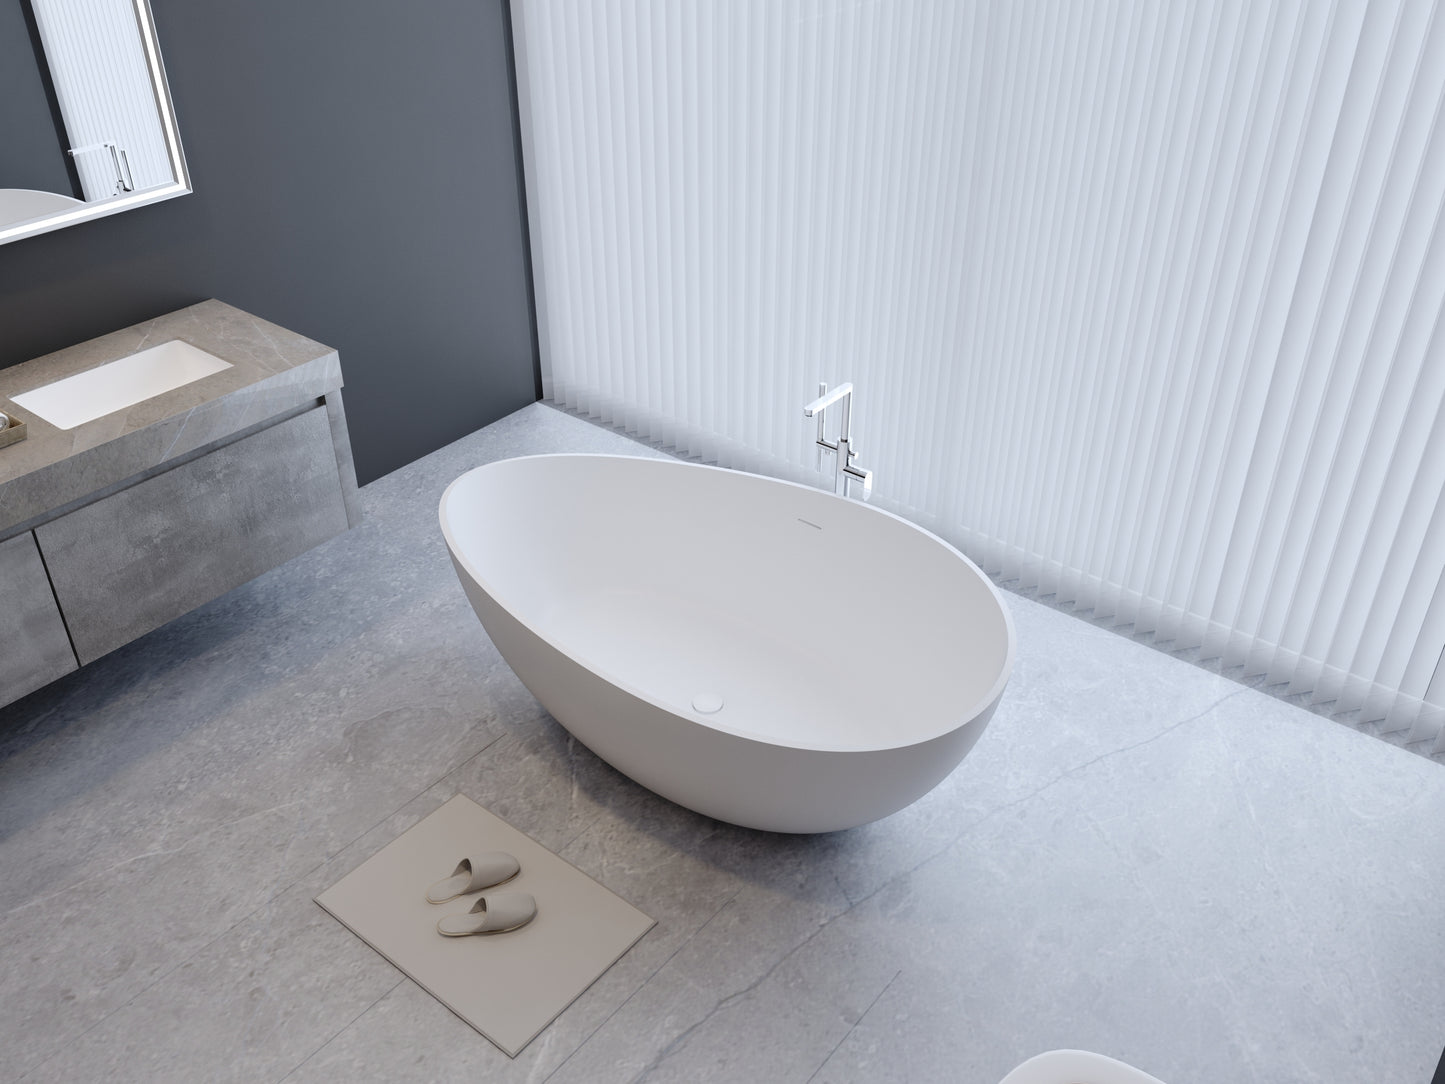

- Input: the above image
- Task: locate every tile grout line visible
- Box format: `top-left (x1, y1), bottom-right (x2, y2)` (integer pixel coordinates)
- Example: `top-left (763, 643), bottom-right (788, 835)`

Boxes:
top-left (596, 683), bottom-right (1261, 1084)
top-left (628, 889), bottom-right (882, 1084)
top-left (15, 809), bottom-right (329, 1081)
top-left (2, 798), bottom-right (308, 920)
top-left (321, 724), bottom-right (510, 881)
top-left (285, 724), bottom-right (510, 911)
top-left (554, 809), bottom-right (607, 856)
top-left (273, 976), bottom-right (409, 1083)
top-left (804, 968), bottom-right (904, 1084)
top-left (15, 728), bottom-right (509, 1081)
top-left (540, 888), bottom-right (744, 1084)
top-left (859, 686), bottom-right (1257, 902)
top-left (213, 687), bottom-right (1244, 1083)
top-left (261, 727), bottom-right (518, 1077)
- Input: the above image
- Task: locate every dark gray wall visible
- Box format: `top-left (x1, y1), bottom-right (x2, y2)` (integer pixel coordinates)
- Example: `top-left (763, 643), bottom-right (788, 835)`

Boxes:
top-left (0, 0), bottom-right (74, 195)
top-left (0, 0), bottom-right (539, 484)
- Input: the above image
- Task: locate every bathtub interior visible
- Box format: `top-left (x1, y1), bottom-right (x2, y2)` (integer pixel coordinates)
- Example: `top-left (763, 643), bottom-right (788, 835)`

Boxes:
top-left (442, 455), bottom-right (1013, 752)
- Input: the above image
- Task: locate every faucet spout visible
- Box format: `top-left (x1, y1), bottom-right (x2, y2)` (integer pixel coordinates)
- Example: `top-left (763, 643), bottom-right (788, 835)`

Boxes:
top-left (803, 382), bottom-right (854, 418)
top-left (805, 382), bottom-right (854, 446)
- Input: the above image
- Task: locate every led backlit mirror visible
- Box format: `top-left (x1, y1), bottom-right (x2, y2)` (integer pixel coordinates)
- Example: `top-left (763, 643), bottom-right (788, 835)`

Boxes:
top-left (0, 0), bottom-right (190, 245)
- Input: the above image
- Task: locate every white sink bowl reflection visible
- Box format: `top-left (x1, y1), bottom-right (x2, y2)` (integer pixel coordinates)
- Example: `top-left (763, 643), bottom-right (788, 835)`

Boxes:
top-left (10, 340), bottom-right (233, 430)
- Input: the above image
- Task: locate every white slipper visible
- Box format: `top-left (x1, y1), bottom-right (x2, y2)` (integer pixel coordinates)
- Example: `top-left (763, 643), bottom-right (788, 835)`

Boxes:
top-left (436, 891), bottom-right (537, 937)
top-left (425, 852), bottom-right (521, 904)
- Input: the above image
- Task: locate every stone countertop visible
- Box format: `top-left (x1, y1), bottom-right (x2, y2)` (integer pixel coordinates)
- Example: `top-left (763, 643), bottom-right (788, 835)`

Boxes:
top-left (0, 300), bottom-right (342, 537)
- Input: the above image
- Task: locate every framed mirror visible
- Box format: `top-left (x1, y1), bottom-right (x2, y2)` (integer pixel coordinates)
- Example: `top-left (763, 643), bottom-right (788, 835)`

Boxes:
top-left (0, 0), bottom-right (189, 246)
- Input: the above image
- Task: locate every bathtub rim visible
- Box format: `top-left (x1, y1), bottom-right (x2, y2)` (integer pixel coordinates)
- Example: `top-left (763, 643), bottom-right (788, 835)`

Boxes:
top-left (439, 452), bottom-right (1016, 755)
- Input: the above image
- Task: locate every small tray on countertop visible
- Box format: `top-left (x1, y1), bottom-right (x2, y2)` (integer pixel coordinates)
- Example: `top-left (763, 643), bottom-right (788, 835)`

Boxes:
top-left (0, 412), bottom-right (27, 449)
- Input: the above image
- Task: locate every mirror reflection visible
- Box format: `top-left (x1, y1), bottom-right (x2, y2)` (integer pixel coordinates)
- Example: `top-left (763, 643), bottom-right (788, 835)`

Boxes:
top-left (0, 0), bottom-right (189, 243)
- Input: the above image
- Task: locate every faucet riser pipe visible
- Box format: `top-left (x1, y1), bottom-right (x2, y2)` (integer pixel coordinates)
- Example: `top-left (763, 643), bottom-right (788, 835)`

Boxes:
top-left (804, 381), bottom-right (870, 499)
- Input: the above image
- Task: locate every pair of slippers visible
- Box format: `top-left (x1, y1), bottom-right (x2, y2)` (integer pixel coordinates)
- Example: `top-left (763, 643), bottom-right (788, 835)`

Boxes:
top-left (427, 851), bottom-right (537, 937)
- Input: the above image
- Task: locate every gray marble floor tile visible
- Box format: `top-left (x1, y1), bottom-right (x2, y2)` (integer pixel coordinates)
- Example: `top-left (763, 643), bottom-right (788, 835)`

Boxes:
top-left (284, 784), bottom-right (736, 1083)
top-left (2, 403), bottom-right (1442, 1084)
top-left (2, 797), bottom-right (315, 1077)
top-left (805, 689), bottom-right (1445, 1084)
top-left (282, 979), bottom-right (495, 1084)
top-left (0, 659), bottom-right (501, 1078)
top-left (0, 431), bottom-right (536, 1074)
top-left (19, 866), bottom-right (407, 1084)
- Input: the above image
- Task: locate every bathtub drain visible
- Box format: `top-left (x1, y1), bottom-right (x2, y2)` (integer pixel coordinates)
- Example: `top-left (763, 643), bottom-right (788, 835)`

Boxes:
top-left (691, 691), bottom-right (724, 714)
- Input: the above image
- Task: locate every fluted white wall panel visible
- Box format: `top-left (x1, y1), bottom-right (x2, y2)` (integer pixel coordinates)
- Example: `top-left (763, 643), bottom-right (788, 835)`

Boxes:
top-left (514, 0), bottom-right (1445, 752)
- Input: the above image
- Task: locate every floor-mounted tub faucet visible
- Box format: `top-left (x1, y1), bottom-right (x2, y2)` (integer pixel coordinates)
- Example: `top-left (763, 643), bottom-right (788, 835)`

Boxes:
top-left (804, 382), bottom-right (873, 500)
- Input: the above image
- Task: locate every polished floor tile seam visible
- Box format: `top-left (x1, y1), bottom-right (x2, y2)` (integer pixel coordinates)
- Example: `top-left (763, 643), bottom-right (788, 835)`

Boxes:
top-left (636, 940), bottom-right (904, 1084)
top-left (249, 735), bottom-right (534, 1071)
top-left (1005, 584), bottom-right (1445, 765)
top-left (801, 967), bottom-right (904, 1084)
top-left (729, 694), bottom-right (1247, 947)
top-left (15, 848), bottom-right (362, 1081)
top-left (13, 800), bottom-right (330, 1079)
top-left (535, 886), bottom-right (746, 1083)
top-left (604, 894), bottom-right (775, 1084)
top-left (275, 976), bottom-right (410, 1084)
top-left (583, 686), bottom-right (1266, 1080)
top-left (625, 935), bottom-right (902, 1084)
top-left (974, 684), bottom-right (1251, 823)
top-left (13, 719), bottom-right (510, 1080)
top-left (546, 734), bottom-right (622, 857)
top-left (509, 677), bottom-right (1260, 1077)
top-left (588, 851), bottom-right (912, 1080)
top-left (274, 724), bottom-right (683, 1074)
top-left (16, 863), bottom-right (319, 1084)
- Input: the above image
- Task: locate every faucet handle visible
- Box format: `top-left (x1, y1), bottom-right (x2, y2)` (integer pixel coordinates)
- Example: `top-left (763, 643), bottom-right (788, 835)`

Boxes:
top-left (844, 463), bottom-right (873, 501)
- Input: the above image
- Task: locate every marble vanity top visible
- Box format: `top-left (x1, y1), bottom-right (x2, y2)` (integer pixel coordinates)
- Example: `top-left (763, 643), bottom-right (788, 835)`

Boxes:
top-left (0, 301), bottom-right (342, 536)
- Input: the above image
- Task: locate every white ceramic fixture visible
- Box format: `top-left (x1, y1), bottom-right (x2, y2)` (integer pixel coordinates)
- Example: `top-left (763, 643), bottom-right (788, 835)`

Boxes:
top-left (0, 188), bottom-right (87, 226)
top-left (998, 1050), bottom-right (1168, 1084)
top-left (10, 340), bottom-right (232, 430)
top-left (440, 454), bottom-right (1015, 833)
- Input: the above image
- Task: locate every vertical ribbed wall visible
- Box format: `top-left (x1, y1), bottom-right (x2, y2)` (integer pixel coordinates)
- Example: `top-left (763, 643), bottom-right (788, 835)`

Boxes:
top-left (514, 0), bottom-right (1445, 753)
top-left (29, 0), bottom-right (173, 199)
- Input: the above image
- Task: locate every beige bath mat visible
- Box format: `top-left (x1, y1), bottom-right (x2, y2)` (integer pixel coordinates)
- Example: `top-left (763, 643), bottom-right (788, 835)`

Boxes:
top-left (315, 794), bottom-right (654, 1056)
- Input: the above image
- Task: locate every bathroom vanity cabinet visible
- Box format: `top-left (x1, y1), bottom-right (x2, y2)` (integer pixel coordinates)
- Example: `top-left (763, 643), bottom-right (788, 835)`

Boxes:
top-left (0, 531), bottom-right (77, 699)
top-left (0, 301), bottom-right (360, 707)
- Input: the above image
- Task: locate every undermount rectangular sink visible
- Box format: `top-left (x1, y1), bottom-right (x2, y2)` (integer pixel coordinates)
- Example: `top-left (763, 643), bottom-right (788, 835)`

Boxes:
top-left (10, 340), bottom-right (233, 430)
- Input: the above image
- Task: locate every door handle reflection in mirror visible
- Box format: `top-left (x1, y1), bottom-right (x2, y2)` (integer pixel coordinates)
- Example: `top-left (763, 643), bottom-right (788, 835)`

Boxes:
top-left (68, 141), bottom-right (135, 195)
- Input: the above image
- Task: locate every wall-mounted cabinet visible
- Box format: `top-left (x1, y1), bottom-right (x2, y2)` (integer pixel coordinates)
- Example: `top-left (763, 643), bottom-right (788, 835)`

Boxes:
top-left (37, 405), bottom-right (351, 665)
top-left (0, 301), bottom-right (359, 709)
top-left (0, 531), bottom-right (76, 704)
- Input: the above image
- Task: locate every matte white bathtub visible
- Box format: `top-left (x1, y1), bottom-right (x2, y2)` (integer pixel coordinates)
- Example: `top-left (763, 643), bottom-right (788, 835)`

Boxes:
top-left (440, 454), bottom-right (1014, 833)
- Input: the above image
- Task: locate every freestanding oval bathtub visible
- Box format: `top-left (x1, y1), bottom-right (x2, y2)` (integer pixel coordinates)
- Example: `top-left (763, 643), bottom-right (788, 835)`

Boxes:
top-left (440, 454), bottom-right (1014, 833)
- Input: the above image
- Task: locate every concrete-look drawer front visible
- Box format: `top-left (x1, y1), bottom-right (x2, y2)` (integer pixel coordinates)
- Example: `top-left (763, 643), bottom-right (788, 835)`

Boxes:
top-left (0, 531), bottom-right (78, 702)
top-left (37, 407), bottom-right (350, 665)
